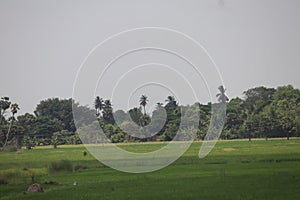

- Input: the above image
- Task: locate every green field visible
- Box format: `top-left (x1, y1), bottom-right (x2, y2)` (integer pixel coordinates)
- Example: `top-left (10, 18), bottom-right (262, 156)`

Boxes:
top-left (1, 139), bottom-right (300, 199)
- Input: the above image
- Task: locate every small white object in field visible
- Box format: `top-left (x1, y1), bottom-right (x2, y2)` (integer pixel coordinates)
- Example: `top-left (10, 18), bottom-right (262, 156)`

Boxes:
top-left (73, 181), bottom-right (77, 186)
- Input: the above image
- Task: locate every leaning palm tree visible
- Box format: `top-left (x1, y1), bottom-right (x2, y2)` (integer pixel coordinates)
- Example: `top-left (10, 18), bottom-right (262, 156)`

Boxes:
top-left (139, 95), bottom-right (148, 115)
top-left (2, 103), bottom-right (19, 150)
top-left (216, 85), bottom-right (229, 103)
top-left (94, 96), bottom-right (104, 117)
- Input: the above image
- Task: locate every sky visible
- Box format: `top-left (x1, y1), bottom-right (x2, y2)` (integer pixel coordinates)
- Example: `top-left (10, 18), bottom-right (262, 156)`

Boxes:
top-left (1, 0), bottom-right (300, 114)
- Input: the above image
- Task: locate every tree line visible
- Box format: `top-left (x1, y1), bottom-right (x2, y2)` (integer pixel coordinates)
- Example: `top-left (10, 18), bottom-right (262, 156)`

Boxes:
top-left (0, 84), bottom-right (299, 151)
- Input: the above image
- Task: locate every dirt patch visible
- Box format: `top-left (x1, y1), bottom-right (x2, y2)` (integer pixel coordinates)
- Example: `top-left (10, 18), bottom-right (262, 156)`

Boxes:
top-left (27, 183), bottom-right (44, 193)
top-left (223, 148), bottom-right (236, 152)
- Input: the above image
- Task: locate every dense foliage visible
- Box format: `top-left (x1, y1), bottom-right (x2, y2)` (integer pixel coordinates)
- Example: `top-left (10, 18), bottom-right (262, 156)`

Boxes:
top-left (0, 85), bottom-right (299, 150)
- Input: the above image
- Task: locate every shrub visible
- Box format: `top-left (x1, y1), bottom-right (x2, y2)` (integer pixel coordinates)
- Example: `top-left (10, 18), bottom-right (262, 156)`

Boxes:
top-left (111, 133), bottom-right (125, 143)
top-left (48, 160), bottom-right (73, 173)
top-left (74, 165), bottom-right (88, 171)
top-left (22, 135), bottom-right (35, 150)
top-left (0, 177), bottom-right (8, 185)
top-left (44, 180), bottom-right (59, 185)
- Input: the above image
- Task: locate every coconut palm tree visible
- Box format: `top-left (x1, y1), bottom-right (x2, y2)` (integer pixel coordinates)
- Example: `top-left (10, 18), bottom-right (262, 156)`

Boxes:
top-left (165, 96), bottom-right (177, 110)
top-left (94, 96), bottom-right (104, 117)
top-left (10, 103), bottom-right (19, 115)
top-left (216, 85), bottom-right (229, 103)
top-left (166, 96), bottom-right (175, 103)
top-left (0, 97), bottom-right (11, 125)
top-left (139, 95), bottom-right (148, 115)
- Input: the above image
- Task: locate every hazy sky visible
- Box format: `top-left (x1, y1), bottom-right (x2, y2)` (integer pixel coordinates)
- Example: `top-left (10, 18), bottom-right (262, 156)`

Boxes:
top-left (1, 0), bottom-right (300, 114)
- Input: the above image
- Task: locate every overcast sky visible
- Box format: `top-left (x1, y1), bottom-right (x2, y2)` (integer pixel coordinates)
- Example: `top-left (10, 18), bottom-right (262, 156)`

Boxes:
top-left (1, 0), bottom-right (300, 114)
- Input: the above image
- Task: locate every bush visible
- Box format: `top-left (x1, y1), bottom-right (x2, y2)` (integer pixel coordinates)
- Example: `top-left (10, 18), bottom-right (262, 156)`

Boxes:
top-left (74, 165), bottom-right (88, 171)
top-left (44, 180), bottom-right (59, 185)
top-left (22, 135), bottom-right (35, 150)
top-left (48, 160), bottom-right (73, 173)
top-left (111, 133), bottom-right (125, 143)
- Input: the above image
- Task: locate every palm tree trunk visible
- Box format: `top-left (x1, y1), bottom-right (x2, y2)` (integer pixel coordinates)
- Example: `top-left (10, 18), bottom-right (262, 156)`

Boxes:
top-left (0, 109), bottom-right (2, 125)
top-left (0, 108), bottom-right (5, 126)
top-left (2, 118), bottom-right (13, 150)
top-left (248, 131), bottom-right (251, 142)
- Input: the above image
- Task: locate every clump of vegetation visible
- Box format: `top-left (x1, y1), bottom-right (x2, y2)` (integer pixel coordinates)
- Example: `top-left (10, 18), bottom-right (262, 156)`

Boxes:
top-left (0, 177), bottom-right (8, 185)
top-left (1, 85), bottom-right (300, 149)
top-left (74, 164), bottom-right (88, 171)
top-left (22, 135), bottom-right (35, 150)
top-left (44, 180), bottom-right (59, 185)
top-left (48, 160), bottom-right (73, 173)
top-left (0, 169), bottom-right (22, 185)
top-left (2, 145), bottom-right (17, 152)
top-left (83, 151), bottom-right (87, 156)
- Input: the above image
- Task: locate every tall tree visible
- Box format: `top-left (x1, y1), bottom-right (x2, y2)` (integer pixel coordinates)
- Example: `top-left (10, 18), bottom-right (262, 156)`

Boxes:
top-left (34, 98), bottom-right (75, 132)
top-left (32, 116), bottom-right (63, 144)
top-left (94, 96), bottom-right (104, 117)
top-left (17, 113), bottom-right (36, 149)
top-left (216, 85), bottom-right (229, 104)
top-left (2, 103), bottom-right (20, 150)
top-left (139, 95), bottom-right (148, 115)
top-left (224, 97), bottom-right (245, 139)
top-left (241, 86), bottom-right (276, 140)
top-left (128, 107), bottom-right (143, 126)
top-left (0, 97), bottom-right (11, 125)
top-left (102, 100), bottom-right (114, 124)
top-left (271, 85), bottom-right (300, 140)
top-left (165, 96), bottom-right (177, 110)
top-left (17, 113), bottom-right (36, 135)
top-left (242, 86), bottom-right (276, 113)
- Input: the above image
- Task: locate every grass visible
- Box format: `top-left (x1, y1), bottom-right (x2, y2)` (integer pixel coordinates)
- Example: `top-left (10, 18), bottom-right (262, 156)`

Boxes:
top-left (0, 139), bottom-right (300, 199)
